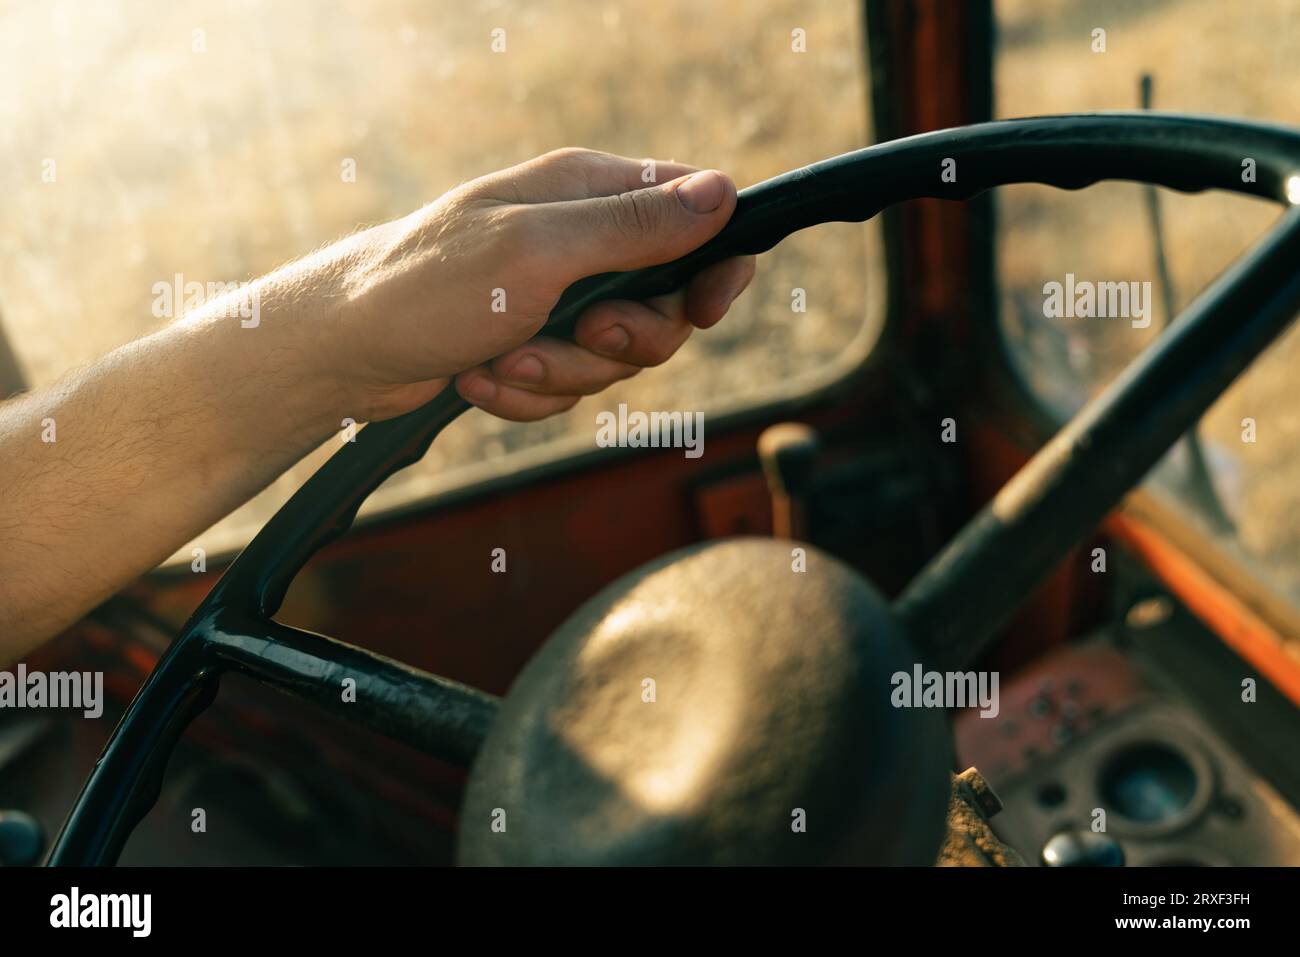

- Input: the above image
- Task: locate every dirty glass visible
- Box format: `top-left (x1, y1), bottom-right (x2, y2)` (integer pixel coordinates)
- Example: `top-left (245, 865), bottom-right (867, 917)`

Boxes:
top-left (0, 0), bottom-right (881, 563)
top-left (995, 0), bottom-right (1300, 606)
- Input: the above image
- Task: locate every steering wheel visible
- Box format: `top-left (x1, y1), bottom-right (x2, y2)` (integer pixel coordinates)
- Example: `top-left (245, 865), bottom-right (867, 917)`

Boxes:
top-left (46, 113), bottom-right (1300, 865)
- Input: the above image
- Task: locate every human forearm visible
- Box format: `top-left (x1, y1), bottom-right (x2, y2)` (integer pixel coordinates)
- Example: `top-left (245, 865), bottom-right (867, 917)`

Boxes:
top-left (0, 270), bottom-right (347, 663)
top-left (0, 149), bottom-right (753, 663)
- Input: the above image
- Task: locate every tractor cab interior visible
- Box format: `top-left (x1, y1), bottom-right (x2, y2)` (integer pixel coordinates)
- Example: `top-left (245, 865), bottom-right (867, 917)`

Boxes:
top-left (2, 0), bottom-right (1300, 868)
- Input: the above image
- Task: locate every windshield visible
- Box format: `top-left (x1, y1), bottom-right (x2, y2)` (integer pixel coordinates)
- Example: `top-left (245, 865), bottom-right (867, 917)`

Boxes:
top-left (994, 0), bottom-right (1300, 609)
top-left (0, 0), bottom-right (882, 564)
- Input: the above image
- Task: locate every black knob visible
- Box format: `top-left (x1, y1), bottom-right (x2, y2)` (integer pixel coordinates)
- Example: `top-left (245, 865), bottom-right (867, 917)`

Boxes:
top-left (1041, 829), bottom-right (1125, 867)
top-left (0, 810), bottom-right (45, 867)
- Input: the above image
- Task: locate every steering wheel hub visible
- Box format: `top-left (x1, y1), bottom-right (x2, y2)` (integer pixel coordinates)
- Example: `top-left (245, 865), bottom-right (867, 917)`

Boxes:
top-left (458, 538), bottom-right (952, 865)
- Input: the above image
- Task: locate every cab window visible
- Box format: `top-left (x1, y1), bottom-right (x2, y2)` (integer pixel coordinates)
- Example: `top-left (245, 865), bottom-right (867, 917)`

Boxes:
top-left (994, 0), bottom-right (1300, 606)
top-left (0, 0), bottom-right (882, 562)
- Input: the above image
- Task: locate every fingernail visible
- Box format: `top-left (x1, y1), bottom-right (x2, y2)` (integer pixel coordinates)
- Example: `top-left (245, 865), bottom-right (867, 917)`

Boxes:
top-left (594, 324), bottom-right (630, 353)
top-left (460, 374), bottom-right (497, 403)
top-left (676, 170), bottom-right (725, 214)
top-left (505, 354), bottom-right (544, 384)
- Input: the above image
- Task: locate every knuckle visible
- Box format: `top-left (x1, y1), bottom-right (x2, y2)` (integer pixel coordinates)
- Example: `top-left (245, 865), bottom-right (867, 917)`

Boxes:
top-left (540, 146), bottom-right (599, 167)
top-left (609, 188), bottom-right (663, 238)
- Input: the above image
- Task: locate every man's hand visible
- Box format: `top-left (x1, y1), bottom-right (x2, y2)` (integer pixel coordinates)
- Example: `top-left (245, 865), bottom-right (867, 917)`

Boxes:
top-left (0, 149), bottom-right (754, 662)
top-left (315, 148), bottom-right (754, 423)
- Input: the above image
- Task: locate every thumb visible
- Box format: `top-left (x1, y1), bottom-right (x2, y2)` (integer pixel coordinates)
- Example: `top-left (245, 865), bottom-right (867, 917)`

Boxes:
top-left (536, 170), bottom-right (737, 279)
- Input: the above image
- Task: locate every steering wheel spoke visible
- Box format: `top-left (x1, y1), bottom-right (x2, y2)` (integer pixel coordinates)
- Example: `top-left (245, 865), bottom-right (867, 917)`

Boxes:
top-left (896, 206), bottom-right (1300, 669)
top-left (207, 619), bottom-right (498, 765)
top-left (45, 615), bottom-right (496, 866)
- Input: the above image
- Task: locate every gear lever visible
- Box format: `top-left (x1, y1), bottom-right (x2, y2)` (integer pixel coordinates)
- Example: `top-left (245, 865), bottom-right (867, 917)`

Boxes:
top-left (758, 422), bottom-right (820, 540)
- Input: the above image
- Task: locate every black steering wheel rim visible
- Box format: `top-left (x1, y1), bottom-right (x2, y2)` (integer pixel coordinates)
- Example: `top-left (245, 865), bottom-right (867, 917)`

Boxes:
top-left (47, 112), bottom-right (1300, 865)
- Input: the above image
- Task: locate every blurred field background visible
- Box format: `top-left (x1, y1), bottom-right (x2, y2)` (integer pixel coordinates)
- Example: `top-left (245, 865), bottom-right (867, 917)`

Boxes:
top-left (0, 0), bottom-right (877, 562)
top-left (996, 0), bottom-right (1300, 604)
